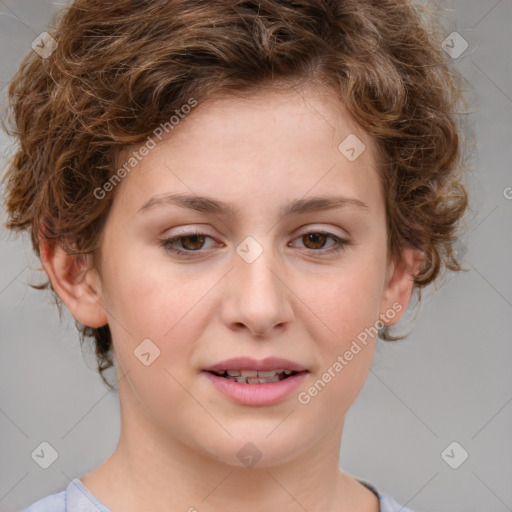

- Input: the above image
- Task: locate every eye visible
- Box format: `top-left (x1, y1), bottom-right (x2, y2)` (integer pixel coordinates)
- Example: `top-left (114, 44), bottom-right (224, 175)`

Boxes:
top-left (290, 231), bottom-right (352, 255)
top-left (160, 231), bottom-right (218, 256)
top-left (160, 229), bottom-right (352, 258)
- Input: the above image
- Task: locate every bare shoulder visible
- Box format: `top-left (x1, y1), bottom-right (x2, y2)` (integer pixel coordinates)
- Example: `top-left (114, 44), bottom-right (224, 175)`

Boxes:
top-left (345, 474), bottom-right (380, 512)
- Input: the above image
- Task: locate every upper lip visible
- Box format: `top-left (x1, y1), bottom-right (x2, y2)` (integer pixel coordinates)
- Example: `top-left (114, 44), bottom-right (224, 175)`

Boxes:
top-left (203, 356), bottom-right (308, 373)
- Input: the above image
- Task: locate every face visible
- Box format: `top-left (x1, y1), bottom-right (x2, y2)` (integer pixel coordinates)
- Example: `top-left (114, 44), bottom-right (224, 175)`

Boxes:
top-left (51, 84), bottom-right (417, 468)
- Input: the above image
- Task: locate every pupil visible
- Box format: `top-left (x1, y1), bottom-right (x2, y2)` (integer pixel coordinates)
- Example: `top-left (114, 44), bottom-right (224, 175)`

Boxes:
top-left (183, 234), bottom-right (205, 250)
top-left (304, 233), bottom-right (326, 249)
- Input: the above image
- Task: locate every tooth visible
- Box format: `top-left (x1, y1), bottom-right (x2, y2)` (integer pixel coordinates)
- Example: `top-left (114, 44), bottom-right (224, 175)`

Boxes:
top-left (226, 372), bottom-right (292, 384)
top-left (240, 370), bottom-right (258, 377)
top-left (227, 370), bottom-right (241, 377)
top-left (257, 370), bottom-right (278, 377)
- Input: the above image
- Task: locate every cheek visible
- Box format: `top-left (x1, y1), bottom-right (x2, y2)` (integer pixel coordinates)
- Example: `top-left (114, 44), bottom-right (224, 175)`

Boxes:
top-left (293, 257), bottom-right (385, 401)
top-left (103, 248), bottom-right (215, 375)
top-left (306, 261), bottom-right (385, 342)
top-left (297, 287), bottom-right (379, 416)
top-left (101, 243), bottom-right (182, 332)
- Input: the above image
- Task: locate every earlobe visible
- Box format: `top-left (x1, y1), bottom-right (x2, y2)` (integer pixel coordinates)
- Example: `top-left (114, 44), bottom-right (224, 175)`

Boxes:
top-left (39, 239), bottom-right (108, 328)
top-left (379, 247), bottom-right (425, 326)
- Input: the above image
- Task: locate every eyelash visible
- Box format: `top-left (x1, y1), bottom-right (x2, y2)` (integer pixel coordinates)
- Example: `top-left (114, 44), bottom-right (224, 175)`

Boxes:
top-left (159, 230), bottom-right (352, 257)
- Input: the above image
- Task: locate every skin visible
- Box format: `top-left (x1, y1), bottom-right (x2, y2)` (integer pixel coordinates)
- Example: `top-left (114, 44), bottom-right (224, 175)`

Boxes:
top-left (41, 83), bottom-right (423, 512)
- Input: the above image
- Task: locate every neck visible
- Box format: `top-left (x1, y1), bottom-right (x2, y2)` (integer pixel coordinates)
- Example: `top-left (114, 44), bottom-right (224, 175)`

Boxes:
top-left (82, 380), bottom-right (373, 512)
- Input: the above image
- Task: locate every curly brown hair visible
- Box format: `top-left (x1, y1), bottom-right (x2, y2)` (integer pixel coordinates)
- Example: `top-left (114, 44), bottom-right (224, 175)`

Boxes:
top-left (1, 0), bottom-right (469, 391)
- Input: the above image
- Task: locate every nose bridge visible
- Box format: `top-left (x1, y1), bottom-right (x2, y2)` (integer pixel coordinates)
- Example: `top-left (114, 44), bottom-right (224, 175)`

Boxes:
top-left (223, 235), bottom-right (293, 335)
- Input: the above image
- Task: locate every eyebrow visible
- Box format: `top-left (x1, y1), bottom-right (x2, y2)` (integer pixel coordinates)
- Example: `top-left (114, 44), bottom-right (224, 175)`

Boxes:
top-left (137, 193), bottom-right (369, 218)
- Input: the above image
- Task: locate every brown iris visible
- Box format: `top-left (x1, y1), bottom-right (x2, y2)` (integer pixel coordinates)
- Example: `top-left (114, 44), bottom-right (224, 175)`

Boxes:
top-left (302, 233), bottom-right (328, 250)
top-left (179, 234), bottom-right (206, 250)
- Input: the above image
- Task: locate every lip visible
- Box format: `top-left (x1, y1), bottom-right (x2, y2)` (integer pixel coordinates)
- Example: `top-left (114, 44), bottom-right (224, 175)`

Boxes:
top-left (202, 370), bottom-right (308, 406)
top-left (202, 356), bottom-right (308, 373)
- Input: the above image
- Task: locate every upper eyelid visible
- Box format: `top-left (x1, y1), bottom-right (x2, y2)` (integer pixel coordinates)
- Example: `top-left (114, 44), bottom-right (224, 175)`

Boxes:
top-left (165, 224), bottom-right (348, 238)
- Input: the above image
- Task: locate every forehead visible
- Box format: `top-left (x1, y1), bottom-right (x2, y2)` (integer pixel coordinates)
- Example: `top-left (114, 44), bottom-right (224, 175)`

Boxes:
top-left (110, 84), bottom-right (383, 218)
top-left (168, 85), bottom-right (363, 150)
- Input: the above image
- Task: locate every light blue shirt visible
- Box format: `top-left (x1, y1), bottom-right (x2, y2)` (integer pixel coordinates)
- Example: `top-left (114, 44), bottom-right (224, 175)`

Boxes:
top-left (20, 478), bottom-right (416, 512)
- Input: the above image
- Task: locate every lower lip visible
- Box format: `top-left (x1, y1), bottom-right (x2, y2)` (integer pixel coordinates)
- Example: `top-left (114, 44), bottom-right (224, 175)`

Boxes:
top-left (202, 371), bottom-right (308, 406)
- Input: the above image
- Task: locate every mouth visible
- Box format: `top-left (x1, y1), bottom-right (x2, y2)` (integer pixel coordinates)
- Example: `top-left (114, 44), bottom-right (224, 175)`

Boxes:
top-left (201, 356), bottom-right (309, 405)
top-left (206, 369), bottom-right (301, 384)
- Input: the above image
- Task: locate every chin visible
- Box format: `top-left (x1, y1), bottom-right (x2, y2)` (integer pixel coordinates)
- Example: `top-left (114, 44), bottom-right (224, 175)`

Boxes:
top-left (199, 432), bottom-right (305, 470)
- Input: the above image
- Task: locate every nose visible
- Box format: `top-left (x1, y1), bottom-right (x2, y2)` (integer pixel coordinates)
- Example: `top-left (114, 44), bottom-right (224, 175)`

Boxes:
top-left (220, 244), bottom-right (294, 338)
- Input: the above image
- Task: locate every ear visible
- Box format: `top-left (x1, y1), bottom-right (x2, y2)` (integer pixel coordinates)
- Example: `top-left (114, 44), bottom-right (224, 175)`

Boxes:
top-left (379, 247), bottom-right (425, 326)
top-left (39, 239), bottom-right (108, 328)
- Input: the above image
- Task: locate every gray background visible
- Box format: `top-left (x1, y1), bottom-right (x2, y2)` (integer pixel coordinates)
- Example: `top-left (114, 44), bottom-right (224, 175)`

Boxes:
top-left (1, 1), bottom-right (511, 511)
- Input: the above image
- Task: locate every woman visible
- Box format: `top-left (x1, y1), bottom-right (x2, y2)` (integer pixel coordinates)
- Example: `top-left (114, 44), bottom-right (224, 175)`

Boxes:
top-left (3, 1), bottom-right (468, 510)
